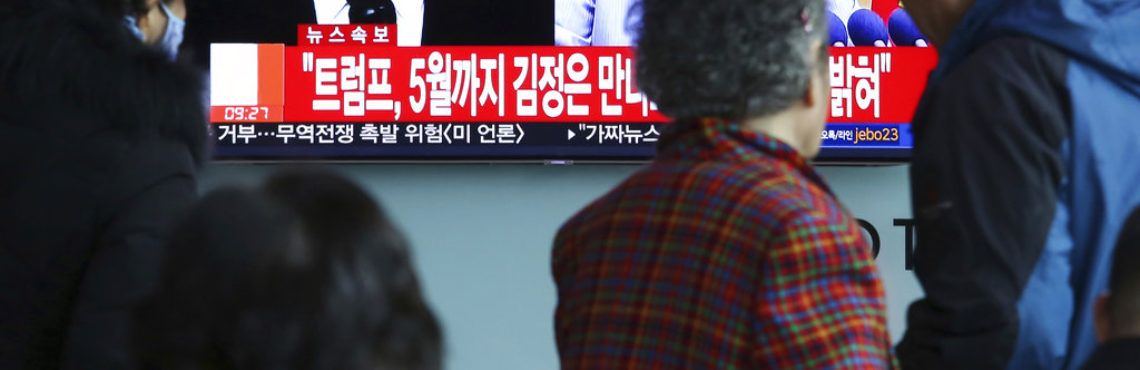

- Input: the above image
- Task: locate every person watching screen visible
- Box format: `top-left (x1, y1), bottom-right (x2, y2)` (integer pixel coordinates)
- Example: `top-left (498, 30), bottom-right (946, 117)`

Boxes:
top-left (92, 0), bottom-right (188, 60)
top-left (131, 169), bottom-right (442, 370)
top-left (0, 1), bottom-right (206, 368)
top-left (894, 0), bottom-right (1140, 367)
top-left (551, 0), bottom-right (893, 368)
top-left (1084, 208), bottom-right (1140, 370)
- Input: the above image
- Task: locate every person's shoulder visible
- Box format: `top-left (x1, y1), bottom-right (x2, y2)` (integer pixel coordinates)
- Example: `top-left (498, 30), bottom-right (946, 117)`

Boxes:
top-left (758, 184), bottom-right (864, 257)
top-left (683, 158), bottom-right (842, 238)
top-left (919, 36), bottom-right (1071, 146)
top-left (939, 36), bottom-right (1069, 102)
top-left (555, 159), bottom-right (816, 233)
top-left (553, 160), bottom-right (746, 241)
top-left (734, 158), bottom-right (819, 200)
top-left (554, 168), bottom-right (639, 245)
top-left (656, 158), bottom-right (803, 214)
top-left (555, 163), bottom-right (664, 235)
top-left (731, 159), bottom-right (856, 227)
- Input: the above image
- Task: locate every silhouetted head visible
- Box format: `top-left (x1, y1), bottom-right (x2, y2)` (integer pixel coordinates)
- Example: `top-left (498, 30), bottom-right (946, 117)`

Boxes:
top-left (897, 0), bottom-right (975, 47)
top-left (133, 168), bottom-right (442, 370)
top-left (635, 0), bottom-right (831, 157)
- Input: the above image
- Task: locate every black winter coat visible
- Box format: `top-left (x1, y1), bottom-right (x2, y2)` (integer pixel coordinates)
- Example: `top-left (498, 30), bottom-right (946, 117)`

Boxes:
top-left (0, 2), bottom-right (206, 369)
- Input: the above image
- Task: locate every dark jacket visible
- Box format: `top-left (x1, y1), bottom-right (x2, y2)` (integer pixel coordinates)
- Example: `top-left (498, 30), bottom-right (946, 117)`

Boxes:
top-left (895, 0), bottom-right (1140, 368)
top-left (1080, 339), bottom-right (1140, 370)
top-left (0, 3), bottom-right (206, 369)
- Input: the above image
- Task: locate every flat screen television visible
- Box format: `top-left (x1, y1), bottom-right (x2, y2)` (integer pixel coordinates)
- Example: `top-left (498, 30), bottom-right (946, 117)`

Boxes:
top-left (184, 0), bottom-right (936, 162)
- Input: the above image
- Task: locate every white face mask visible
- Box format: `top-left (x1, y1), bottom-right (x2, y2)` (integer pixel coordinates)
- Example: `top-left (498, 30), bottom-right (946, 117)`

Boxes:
top-left (123, 2), bottom-right (185, 61)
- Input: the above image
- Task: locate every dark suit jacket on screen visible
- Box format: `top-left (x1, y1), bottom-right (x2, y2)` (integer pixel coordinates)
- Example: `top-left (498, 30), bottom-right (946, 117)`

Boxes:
top-left (182, 0), bottom-right (554, 68)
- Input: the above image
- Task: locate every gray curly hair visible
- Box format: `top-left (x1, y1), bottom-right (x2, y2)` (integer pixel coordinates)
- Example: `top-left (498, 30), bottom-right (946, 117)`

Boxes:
top-left (635, 0), bottom-right (828, 120)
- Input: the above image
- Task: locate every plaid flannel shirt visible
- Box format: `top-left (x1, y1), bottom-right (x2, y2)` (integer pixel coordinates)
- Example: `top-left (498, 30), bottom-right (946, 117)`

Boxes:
top-left (553, 118), bottom-right (891, 369)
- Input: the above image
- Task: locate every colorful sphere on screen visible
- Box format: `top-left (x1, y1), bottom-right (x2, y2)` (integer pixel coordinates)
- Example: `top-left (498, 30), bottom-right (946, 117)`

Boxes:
top-left (829, 11), bottom-right (849, 47)
top-left (889, 9), bottom-right (928, 47)
top-left (848, 9), bottom-right (888, 47)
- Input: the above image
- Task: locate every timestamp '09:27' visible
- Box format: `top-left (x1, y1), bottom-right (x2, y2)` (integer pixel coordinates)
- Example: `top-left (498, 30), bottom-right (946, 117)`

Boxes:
top-left (853, 127), bottom-right (900, 145)
top-left (223, 106), bottom-right (271, 121)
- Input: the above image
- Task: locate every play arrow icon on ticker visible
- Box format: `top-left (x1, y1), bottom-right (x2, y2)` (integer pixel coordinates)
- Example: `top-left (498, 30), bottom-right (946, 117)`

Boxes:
top-left (568, 129), bottom-right (576, 140)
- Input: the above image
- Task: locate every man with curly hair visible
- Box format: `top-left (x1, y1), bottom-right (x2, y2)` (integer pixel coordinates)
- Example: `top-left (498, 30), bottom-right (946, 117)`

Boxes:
top-left (551, 0), bottom-right (892, 368)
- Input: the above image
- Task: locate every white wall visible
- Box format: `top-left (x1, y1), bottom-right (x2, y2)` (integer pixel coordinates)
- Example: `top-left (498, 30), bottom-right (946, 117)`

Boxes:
top-left (200, 164), bottom-right (920, 370)
top-left (821, 165), bottom-right (921, 344)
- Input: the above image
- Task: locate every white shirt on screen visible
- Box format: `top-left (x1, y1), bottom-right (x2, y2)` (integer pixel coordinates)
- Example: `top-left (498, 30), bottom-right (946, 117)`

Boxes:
top-left (312, 0), bottom-right (423, 46)
top-left (555, 0), bottom-right (641, 46)
top-left (829, 0), bottom-right (874, 24)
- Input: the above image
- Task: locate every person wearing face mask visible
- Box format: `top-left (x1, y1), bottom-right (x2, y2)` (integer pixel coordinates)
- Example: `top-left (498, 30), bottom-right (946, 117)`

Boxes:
top-left (0, 0), bottom-right (205, 368)
top-left (122, 0), bottom-right (187, 60)
top-left (91, 0), bottom-right (187, 60)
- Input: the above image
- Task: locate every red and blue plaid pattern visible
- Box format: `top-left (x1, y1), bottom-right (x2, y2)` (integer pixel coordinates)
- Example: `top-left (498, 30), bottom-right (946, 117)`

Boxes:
top-left (553, 118), bottom-right (891, 369)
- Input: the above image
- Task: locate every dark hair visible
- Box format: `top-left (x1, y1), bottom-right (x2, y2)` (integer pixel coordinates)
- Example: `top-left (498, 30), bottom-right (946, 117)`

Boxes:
top-left (1107, 208), bottom-right (1140, 328)
top-left (89, 0), bottom-right (148, 18)
top-left (634, 0), bottom-right (828, 120)
top-left (132, 168), bottom-right (443, 370)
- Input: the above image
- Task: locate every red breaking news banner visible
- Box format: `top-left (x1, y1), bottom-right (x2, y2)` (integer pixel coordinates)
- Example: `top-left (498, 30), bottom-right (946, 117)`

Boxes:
top-left (826, 48), bottom-right (934, 123)
top-left (284, 47), bottom-right (663, 123)
top-left (210, 26), bottom-right (938, 125)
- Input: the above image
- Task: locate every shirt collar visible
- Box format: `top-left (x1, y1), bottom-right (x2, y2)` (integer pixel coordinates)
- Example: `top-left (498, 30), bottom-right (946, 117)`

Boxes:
top-left (657, 117), bottom-right (832, 194)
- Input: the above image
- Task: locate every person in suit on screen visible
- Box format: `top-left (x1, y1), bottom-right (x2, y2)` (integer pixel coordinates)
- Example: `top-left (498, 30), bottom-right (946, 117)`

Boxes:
top-left (555, 0), bottom-right (641, 46)
top-left (180, 0), bottom-right (553, 68)
top-left (311, 0), bottom-right (423, 46)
